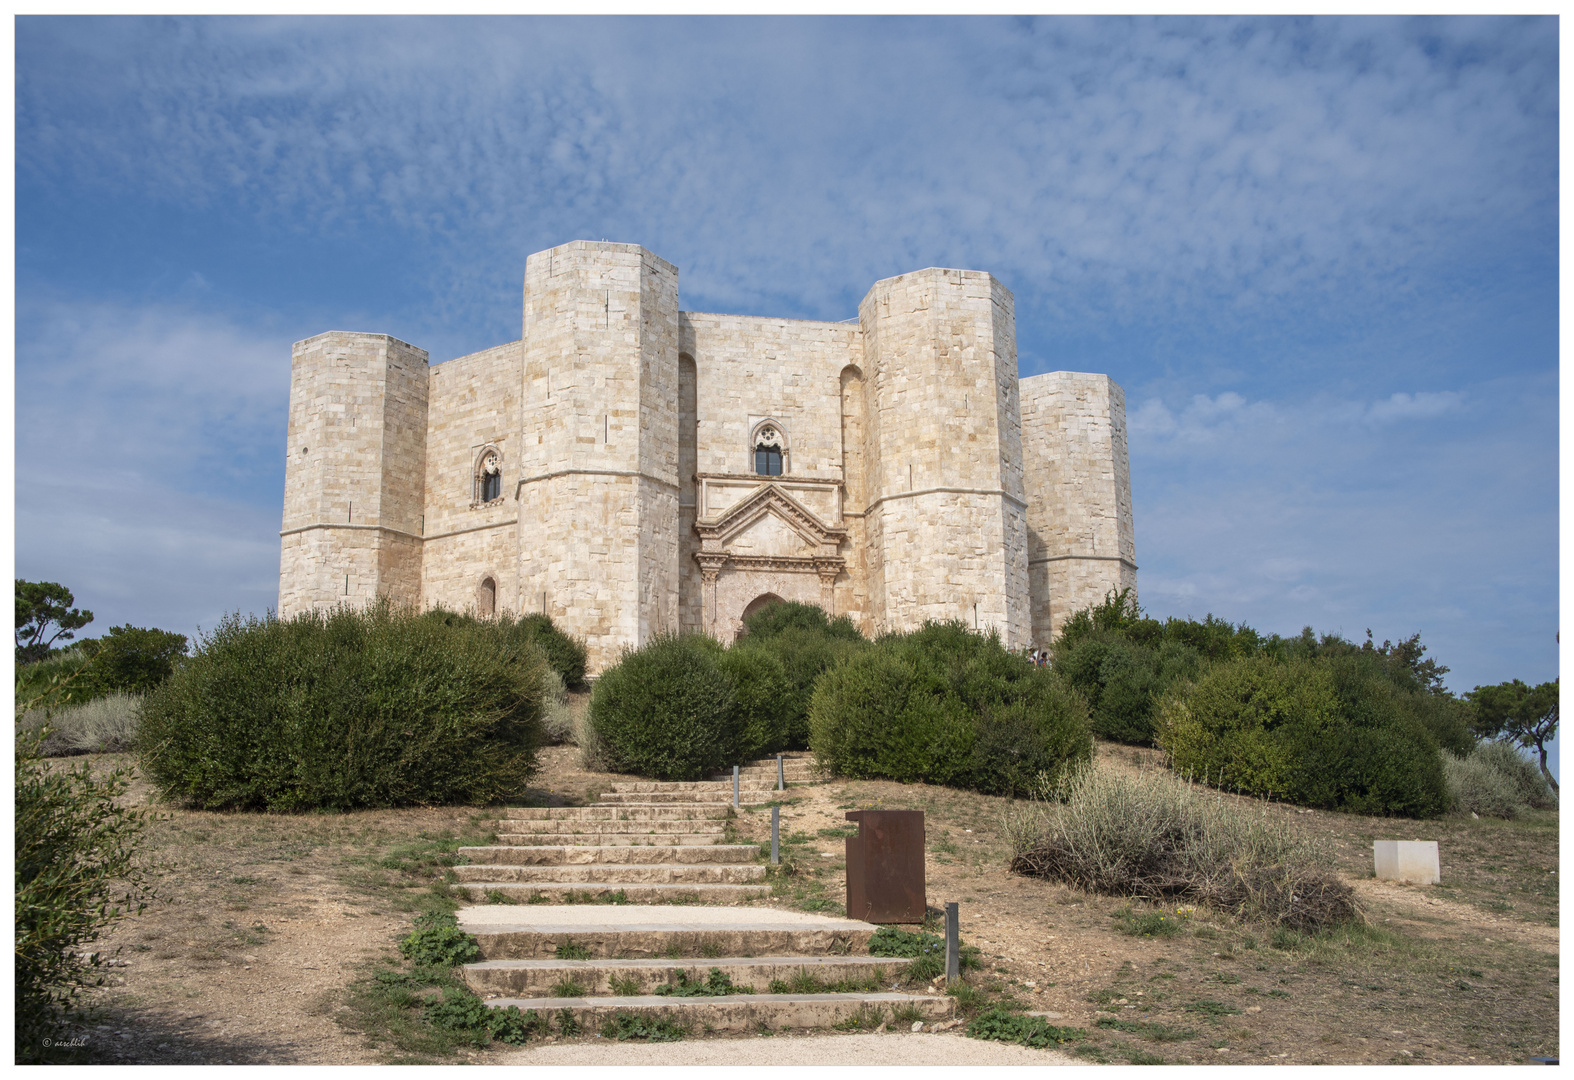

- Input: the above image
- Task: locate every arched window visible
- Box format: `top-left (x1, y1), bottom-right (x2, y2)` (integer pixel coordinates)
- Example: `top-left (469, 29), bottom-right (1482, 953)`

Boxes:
top-left (752, 422), bottom-right (785, 476)
top-left (475, 447), bottom-right (503, 504)
top-left (478, 577), bottom-right (497, 618)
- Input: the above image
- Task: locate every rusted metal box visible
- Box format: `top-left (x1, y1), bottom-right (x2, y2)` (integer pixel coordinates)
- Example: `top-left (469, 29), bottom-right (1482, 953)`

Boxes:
top-left (844, 809), bottom-right (926, 924)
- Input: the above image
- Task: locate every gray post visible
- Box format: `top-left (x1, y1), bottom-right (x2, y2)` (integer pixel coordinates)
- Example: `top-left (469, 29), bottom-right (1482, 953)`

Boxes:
top-left (945, 902), bottom-right (960, 985)
top-left (771, 805), bottom-right (780, 864)
top-left (777, 754), bottom-right (785, 791)
top-left (733, 765), bottom-right (739, 807)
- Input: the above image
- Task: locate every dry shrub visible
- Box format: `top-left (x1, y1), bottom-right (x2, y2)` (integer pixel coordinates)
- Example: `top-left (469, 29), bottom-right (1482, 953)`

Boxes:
top-left (539, 669), bottom-right (575, 745)
top-left (1005, 764), bottom-right (1358, 931)
top-left (1442, 741), bottom-right (1556, 819)
top-left (17, 692), bottom-right (142, 756)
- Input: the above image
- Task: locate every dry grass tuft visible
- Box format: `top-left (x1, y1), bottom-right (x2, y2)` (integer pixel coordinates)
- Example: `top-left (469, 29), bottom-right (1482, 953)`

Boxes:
top-left (18, 693), bottom-right (142, 756)
top-left (1004, 764), bottom-right (1359, 931)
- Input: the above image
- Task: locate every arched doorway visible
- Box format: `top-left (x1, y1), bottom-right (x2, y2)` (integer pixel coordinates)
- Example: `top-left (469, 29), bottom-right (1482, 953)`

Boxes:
top-left (736, 593), bottom-right (784, 640)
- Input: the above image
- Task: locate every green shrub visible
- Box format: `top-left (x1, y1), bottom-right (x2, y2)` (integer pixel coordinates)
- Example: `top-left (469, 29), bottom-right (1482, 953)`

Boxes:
top-left (1054, 633), bottom-right (1201, 745)
top-left (399, 912), bottom-right (481, 968)
top-left (80, 625), bottom-right (188, 695)
top-left (718, 645), bottom-right (792, 758)
top-left (422, 610), bottom-right (587, 691)
top-left (1153, 655), bottom-right (1449, 817)
top-left (589, 634), bottom-right (738, 780)
top-left (740, 626), bottom-right (867, 750)
top-left (810, 621), bottom-right (1090, 795)
top-left (14, 647), bottom-right (97, 710)
top-left (1442, 740), bottom-right (1556, 818)
top-left (16, 725), bottom-right (153, 1061)
top-left (809, 645), bottom-right (975, 786)
top-left (741, 599), bottom-right (863, 644)
top-left (136, 600), bottom-right (545, 811)
top-left (1005, 765), bottom-right (1358, 931)
top-left (17, 692), bottom-right (142, 757)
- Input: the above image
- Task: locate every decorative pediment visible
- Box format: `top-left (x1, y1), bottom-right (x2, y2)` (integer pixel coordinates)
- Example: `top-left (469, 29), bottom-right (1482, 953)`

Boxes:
top-left (693, 482), bottom-right (847, 582)
top-left (695, 482), bottom-right (847, 554)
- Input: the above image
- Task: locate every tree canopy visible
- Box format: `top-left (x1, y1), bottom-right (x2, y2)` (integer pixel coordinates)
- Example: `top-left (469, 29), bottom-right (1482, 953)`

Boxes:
top-left (15, 580), bottom-right (93, 664)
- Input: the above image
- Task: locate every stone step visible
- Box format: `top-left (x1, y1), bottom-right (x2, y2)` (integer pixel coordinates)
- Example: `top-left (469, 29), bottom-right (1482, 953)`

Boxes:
top-left (456, 882), bottom-right (771, 904)
top-left (465, 954), bottom-right (912, 997)
top-left (455, 862), bottom-right (768, 885)
top-left (595, 792), bottom-right (771, 806)
top-left (493, 819), bottom-right (725, 834)
top-left (459, 905), bottom-right (876, 960)
top-left (610, 780), bottom-right (777, 793)
top-left (741, 756), bottom-right (816, 768)
top-left (494, 833), bottom-right (725, 847)
top-left (459, 845), bottom-right (757, 866)
top-left (498, 805), bottom-right (732, 821)
top-left (478, 991), bottom-right (952, 1033)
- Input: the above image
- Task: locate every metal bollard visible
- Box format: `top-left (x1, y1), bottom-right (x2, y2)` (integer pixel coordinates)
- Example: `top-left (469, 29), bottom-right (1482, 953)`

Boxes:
top-left (777, 754), bottom-right (785, 791)
top-left (945, 901), bottom-right (960, 985)
top-left (771, 805), bottom-right (780, 864)
top-left (733, 765), bottom-right (739, 807)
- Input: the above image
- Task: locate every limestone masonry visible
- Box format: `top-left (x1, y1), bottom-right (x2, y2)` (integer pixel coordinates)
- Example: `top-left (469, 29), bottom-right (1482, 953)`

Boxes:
top-left (279, 241), bottom-right (1136, 672)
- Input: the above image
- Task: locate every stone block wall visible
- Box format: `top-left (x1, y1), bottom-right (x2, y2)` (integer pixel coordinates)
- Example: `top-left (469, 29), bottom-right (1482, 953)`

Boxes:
top-left (516, 242), bottom-right (680, 671)
top-left (858, 268), bottom-right (1030, 646)
top-left (421, 340), bottom-right (522, 613)
top-left (1020, 371), bottom-right (1137, 644)
top-left (278, 242), bottom-right (1135, 672)
top-left (279, 332), bottom-right (428, 617)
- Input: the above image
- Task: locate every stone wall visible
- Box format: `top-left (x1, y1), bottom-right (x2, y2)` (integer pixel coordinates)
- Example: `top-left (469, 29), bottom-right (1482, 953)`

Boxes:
top-left (858, 268), bottom-right (1030, 646)
top-left (279, 332), bottom-right (428, 617)
top-left (1020, 371), bottom-right (1137, 644)
top-left (278, 242), bottom-right (1135, 672)
top-left (421, 340), bottom-right (522, 614)
top-left (516, 242), bottom-right (680, 671)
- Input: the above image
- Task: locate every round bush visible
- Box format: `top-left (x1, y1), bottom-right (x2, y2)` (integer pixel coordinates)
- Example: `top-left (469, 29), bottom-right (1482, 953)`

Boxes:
top-left (718, 645), bottom-right (792, 759)
top-left (1056, 633), bottom-right (1201, 745)
top-left (811, 620), bottom-right (1092, 793)
top-left (137, 601), bottom-right (544, 812)
top-left (968, 674), bottom-right (1093, 797)
top-left (589, 634), bottom-right (738, 780)
top-left (422, 609), bottom-right (588, 691)
top-left (743, 625), bottom-right (867, 750)
top-left (809, 647), bottom-right (975, 785)
top-left (1154, 655), bottom-right (1450, 817)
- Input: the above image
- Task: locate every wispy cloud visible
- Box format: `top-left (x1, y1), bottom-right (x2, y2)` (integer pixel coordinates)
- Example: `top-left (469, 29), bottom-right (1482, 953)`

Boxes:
top-left (17, 16), bottom-right (1557, 343)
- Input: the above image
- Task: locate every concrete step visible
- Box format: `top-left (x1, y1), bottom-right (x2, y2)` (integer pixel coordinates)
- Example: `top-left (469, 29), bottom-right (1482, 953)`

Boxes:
top-left (495, 833), bottom-right (725, 847)
top-left (464, 954), bottom-right (913, 997)
top-left (741, 756), bottom-right (816, 768)
top-left (478, 991), bottom-right (953, 1033)
top-left (454, 862), bottom-right (767, 885)
top-left (456, 882), bottom-right (771, 904)
top-left (595, 792), bottom-right (771, 806)
top-left (497, 805), bottom-right (732, 821)
top-left (459, 905), bottom-right (876, 960)
top-left (459, 845), bottom-right (757, 866)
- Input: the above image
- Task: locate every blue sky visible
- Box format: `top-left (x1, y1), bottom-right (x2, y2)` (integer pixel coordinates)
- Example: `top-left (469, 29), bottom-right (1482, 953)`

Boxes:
top-left (14, 16), bottom-right (1558, 766)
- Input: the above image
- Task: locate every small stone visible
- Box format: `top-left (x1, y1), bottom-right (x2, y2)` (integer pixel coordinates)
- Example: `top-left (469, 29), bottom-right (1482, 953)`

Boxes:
top-left (1215, 1048), bottom-right (1229, 1054)
top-left (1246, 1006), bottom-right (1262, 1013)
top-left (911, 1021), bottom-right (925, 1033)
top-left (874, 1022), bottom-right (888, 1034)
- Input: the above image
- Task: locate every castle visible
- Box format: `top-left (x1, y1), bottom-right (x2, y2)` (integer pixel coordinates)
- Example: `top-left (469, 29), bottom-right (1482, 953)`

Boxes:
top-left (278, 241), bottom-right (1136, 673)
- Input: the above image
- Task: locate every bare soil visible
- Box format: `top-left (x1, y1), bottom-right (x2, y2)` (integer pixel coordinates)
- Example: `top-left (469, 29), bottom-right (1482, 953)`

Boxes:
top-left (52, 741), bottom-right (1558, 1065)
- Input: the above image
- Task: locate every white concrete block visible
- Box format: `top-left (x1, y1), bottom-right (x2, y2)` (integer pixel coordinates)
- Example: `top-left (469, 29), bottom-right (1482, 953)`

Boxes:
top-left (1373, 840), bottom-right (1440, 885)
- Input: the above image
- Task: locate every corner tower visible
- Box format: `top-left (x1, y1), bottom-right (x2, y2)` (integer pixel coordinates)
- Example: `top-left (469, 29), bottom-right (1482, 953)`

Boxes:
top-left (858, 267), bottom-right (1030, 646)
top-left (516, 242), bottom-right (680, 670)
top-left (1020, 371), bottom-right (1136, 644)
top-left (279, 332), bottom-right (428, 617)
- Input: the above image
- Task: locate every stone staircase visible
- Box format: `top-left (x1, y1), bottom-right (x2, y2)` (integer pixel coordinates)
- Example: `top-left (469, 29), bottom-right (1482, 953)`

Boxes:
top-left (453, 753), bottom-right (956, 1034)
